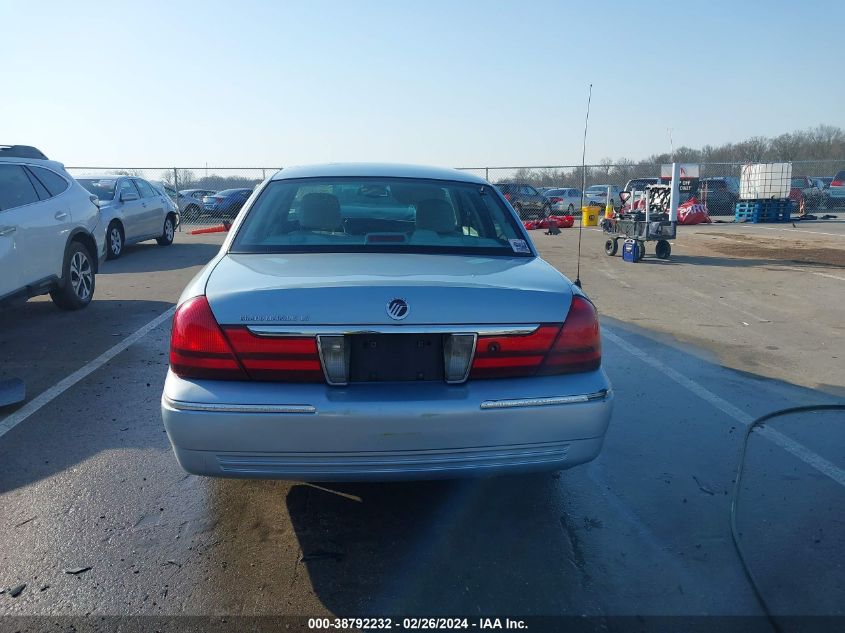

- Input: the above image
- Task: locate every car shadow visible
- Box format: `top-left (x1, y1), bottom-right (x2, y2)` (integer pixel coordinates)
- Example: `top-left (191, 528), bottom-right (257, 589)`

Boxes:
top-left (99, 240), bottom-right (222, 274)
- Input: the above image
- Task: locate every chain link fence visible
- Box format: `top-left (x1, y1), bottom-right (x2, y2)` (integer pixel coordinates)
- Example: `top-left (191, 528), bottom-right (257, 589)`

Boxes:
top-left (457, 160), bottom-right (845, 216)
top-left (67, 160), bottom-right (844, 226)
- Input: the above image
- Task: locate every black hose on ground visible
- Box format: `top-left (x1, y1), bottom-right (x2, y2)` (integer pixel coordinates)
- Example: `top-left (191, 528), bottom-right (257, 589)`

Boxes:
top-left (730, 404), bottom-right (845, 633)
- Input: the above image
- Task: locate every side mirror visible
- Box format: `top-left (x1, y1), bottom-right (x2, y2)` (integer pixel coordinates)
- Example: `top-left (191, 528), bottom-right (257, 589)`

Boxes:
top-left (120, 191), bottom-right (139, 202)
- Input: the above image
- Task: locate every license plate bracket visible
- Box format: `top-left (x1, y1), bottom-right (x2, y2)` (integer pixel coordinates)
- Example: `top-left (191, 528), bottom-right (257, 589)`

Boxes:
top-left (348, 334), bottom-right (444, 382)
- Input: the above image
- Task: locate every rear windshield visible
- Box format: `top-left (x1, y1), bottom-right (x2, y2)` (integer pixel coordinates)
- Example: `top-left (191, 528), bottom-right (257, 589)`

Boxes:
top-left (231, 177), bottom-right (530, 256)
top-left (77, 178), bottom-right (116, 200)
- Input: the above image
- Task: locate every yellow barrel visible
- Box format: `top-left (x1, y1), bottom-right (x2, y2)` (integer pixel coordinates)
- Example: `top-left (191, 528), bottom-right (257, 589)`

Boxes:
top-left (581, 206), bottom-right (599, 227)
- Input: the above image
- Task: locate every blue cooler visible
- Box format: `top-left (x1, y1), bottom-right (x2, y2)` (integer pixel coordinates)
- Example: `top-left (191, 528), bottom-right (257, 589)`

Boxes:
top-left (622, 239), bottom-right (639, 263)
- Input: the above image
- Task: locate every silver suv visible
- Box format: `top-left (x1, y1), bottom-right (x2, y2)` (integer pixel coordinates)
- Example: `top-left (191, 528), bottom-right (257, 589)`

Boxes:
top-left (0, 145), bottom-right (105, 310)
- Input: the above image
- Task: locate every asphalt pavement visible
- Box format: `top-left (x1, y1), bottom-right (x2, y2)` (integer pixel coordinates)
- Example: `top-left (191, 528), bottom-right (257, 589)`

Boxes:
top-left (1, 223), bottom-right (843, 625)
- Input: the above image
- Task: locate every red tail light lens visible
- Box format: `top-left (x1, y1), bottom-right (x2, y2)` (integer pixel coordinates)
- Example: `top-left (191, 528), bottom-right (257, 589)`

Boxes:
top-left (170, 296), bottom-right (248, 380)
top-left (503, 193), bottom-right (513, 202)
top-left (222, 328), bottom-right (323, 382)
top-left (831, 180), bottom-right (844, 187)
top-left (549, 197), bottom-right (563, 203)
top-left (471, 325), bottom-right (561, 379)
top-left (537, 296), bottom-right (601, 375)
top-left (170, 297), bottom-right (323, 382)
top-left (470, 296), bottom-right (601, 379)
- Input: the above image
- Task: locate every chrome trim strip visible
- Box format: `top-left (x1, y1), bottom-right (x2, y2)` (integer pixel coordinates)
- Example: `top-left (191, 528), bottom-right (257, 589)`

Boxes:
top-left (479, 390), bottom-right (609, 410)
top-left (248, 324), bottom-right (540, 337)
top-left (163, 397), bottom-right (316, 414)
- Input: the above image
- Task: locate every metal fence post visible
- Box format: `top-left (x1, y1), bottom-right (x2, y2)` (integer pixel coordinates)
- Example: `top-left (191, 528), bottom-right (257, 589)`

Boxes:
top-left (485, 167), bottom-right (489, 182)
top-left (173, 168), bottom-right (181, 231)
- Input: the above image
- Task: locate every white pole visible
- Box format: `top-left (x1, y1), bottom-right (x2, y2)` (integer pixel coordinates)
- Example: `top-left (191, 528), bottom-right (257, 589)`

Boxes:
top-left (669, 162), bottom-right (681, 222)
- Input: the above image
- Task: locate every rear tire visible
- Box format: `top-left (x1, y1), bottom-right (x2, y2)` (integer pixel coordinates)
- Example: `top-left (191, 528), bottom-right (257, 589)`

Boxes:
top-left (542, 204), bottom-right (551, 218)
top-left (184, 204), bottom-right (200, 222)
top-left (567, 203), bottom-right (574, 213)
top-left (636, 241), bottom-right (646, 262)
top-left (106, 221), bottom-right (123, 260)
top-left (655, 239), bottom-right (671, 259)
top-left (157, 214), bottom-right (176, 246)
top-left (513, 203), bottom-right (524, 220)
top-left (605, 239), bottom-right (618, 256)
top-left (50, 241), bottom-right (95, 310)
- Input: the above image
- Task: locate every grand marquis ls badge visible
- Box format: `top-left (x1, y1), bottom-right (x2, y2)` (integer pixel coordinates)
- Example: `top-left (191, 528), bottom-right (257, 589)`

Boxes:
top-left (386, 298), bottom-right (409, 321)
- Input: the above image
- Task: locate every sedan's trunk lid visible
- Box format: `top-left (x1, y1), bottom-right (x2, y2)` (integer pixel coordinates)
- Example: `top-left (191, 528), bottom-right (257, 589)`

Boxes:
top-left (205, 253), bottom-right (574, 326)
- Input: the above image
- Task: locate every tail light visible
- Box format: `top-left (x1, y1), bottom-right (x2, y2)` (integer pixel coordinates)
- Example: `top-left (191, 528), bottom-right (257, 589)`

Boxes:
top-left (215, 196), bottom-right (224, 204)
top-left (549, 197), bottom-right (563, 204)
top-left (169, 296), bottom-right (322, 382)
top-left (170, 296), bottom-right (247, 380)
top-left (470, 296), bottom-right (601, 379)
top-left (503, 193), bottom-right (513, 202)
top-left (832, 179), bottom-right (844, 187)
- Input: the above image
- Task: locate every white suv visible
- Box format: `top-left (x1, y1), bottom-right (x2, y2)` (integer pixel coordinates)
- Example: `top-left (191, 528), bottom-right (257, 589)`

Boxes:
top-left (0, 145), bottom-right (105, 310)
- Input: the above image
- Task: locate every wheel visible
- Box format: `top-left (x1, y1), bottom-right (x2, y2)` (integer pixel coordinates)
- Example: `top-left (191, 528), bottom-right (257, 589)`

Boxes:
top-left (50, 241), bottom-right (95, 310)
top-left (184, 204), bottom-right (200, 221)
top-left (157, 214), bottom-right (176, 246)
top-left (106, 221), bottom-right (124, 260)
top-left (542, 204), bottom-right (551, 218)
top-left (567, 203), bottom-right (574, 213)
top-left (513, 203), bottom-right (524, 220)
top-left (655, 239), bottom-right (671, 259)
top-left (636, 241), bottom-right (646, 261)
top-left (604, 239), bottom-right (618, 256)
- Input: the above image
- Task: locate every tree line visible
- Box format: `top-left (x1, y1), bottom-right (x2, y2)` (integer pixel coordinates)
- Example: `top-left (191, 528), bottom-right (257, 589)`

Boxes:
top-left (499, 124), bottom-right (845, 188)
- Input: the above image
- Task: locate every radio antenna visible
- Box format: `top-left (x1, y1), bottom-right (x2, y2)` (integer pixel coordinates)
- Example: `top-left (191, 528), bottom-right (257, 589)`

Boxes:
top-left (574, 83), bottom-right (592, 289)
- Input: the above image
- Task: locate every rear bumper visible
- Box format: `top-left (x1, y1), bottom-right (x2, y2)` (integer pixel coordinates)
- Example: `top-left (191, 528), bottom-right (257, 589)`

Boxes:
top-left (161, 370), bottom-right (613, 481)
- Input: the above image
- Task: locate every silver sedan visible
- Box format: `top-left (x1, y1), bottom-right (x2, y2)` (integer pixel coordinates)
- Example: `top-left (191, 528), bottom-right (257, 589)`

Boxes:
top-left (161, 164), bottom-right (613, 481)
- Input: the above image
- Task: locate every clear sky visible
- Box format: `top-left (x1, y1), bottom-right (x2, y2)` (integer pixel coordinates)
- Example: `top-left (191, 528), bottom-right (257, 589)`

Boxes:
top-left (1, 0), bottom-right (841, 168)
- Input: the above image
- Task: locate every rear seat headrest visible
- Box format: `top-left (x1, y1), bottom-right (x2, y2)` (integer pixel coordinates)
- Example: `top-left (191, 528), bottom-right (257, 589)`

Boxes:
top-left (416, 198), bottom-right (457, 234)
top-left (300, 193), bottom-right (341, 231)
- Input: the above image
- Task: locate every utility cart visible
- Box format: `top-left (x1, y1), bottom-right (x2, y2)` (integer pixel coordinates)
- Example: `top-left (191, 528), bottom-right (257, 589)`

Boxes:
top-left (601, 184), bottom-right (677, 261)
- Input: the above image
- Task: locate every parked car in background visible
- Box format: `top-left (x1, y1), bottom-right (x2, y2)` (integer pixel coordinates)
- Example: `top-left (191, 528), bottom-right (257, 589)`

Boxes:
top-left (585, 184), bottom-right (622, 208)
top-left (0, 145), bottom-right (104, 310)
top-left (77, 175), bottom-right (178, 259)
top-left (544, 187), bottom-right (582, 214)
top-left (151, 181), bottom-right (178, 204)
top-left (202, 188), bottom-right (253, 219)
top-left (698, 177), bottom-right (740, 215)
top-left (623, 178), bottom-right (660, 194)
top-left (828, 170), bottom-right (845, 208)
top-left (161, 163), bottom-right (612, 481)
top-left (790, 176), bottom-right (827, 210)
top-left (495, 182), bottom-right (550, 219)
top-left (178, 189), bottom-right (217, 221)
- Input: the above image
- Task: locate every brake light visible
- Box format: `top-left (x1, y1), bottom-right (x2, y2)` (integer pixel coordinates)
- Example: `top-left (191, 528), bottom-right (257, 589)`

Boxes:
top-left (832, 179), bottom-right (844, 187)
top-left (537, 296), bottom-right (602, 375)
top-left (222, 327), bottom-right (323, 382)
top-left (471, 325), bottom-right (560, 379)
top-left (470, 296), bottom-right (601, 379)
top-left (549, 197), bottom-right (563, 203)
top-left (170, 296), bottom-right (248, 380)
top-left (503, 193), bottom-right (513, 202)
top-left (169, 296), bottom-right (324, 382)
